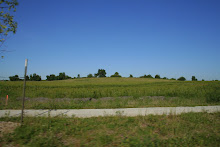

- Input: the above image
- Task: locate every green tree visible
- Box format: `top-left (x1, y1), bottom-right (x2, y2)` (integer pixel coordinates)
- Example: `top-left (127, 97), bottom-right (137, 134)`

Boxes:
top-left (170, 78), bottom-right (176, 80)
top-left (66, 75), bottom-right (71, 79)
top-left (94, 69), bottom-right (106, 77)
top-left (177, 76), bottom-right (186, 81)
top-left (0, 0), bottom-right (18, 43)
top-left (9, 74), bottom-right (19, 81)
top-left (46, 74), bottom-right (56, 81)
top-left (192, 76), bottom-right (197, 81)
top-left (57, 72), bottom-right (65, 80)
top-left (162, 77), bottom-right (168, 79)
top-left (140, 74), bottom-right (153, 78)
top-left (155, 74), bottom-right (160, 79)
top-left (110, 72), bottom-right (122, 77)
top-left (25, 75), bottom-right (29, 81)
top-left (87, 73), bottom-right (93, 78)
top-left (30, 73), bottom-right (41, 81)
top-left (129, 74), bottom-right (133, 78)
top-left (56, 72), bottom-right (71, 80)
top-left (77, 74), bottom-right (80, 78)
top-left (146, 74), bottom-right (153, 78)
top-left (140, 74), bottom-right (146, 78)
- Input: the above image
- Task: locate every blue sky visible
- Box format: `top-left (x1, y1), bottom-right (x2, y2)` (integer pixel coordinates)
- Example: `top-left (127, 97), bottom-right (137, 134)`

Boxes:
top-left (0, 0), bottom-right (219, 80)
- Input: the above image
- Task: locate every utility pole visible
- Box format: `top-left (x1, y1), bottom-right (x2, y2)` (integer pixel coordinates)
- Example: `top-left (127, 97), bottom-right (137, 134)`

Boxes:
top-left (21, 59), bottom-right (28, 125)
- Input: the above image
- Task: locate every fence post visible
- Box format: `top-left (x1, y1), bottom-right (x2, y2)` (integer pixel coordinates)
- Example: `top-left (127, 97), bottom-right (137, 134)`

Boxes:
top-left (21, 59), bottom-right (28, 125)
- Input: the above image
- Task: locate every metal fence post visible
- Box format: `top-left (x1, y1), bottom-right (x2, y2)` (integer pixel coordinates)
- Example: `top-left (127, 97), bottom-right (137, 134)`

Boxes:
top-left (21, 59), bottom-right (28, 125)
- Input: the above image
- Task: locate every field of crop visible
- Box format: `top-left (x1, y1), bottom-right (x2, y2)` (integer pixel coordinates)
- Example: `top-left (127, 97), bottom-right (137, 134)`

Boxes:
top-left (0, 112), bottom-right (219, 146)
top-left (0, 78), bottom-right (220, 109)
top-left (1, 78), bottom-right (220, 146)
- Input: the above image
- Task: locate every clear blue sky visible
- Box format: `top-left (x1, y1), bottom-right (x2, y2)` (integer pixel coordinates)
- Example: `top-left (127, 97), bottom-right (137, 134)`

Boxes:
top-left (0, 0), bottom-right (220, 80)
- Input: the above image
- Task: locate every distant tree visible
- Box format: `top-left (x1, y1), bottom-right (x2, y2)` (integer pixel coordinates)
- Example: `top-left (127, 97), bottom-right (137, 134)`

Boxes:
top-left (25, 75), bottom-right (29, 81)
top-left (87, 73), bottom-right (93, 78)
top-left (129, 74), bottom-right (133, 78)
top-left (202, 79), bottom-right (205, 81)
top-left (155, 75), bottom-right (160, 79)
top-left (57, 72), bottom-right (66, 80)
top-left (9, 75), bottom-right (20, 81)
top-left (46, 74), bottom-right (56, 81)
top-left (94, 69), bottom-right (106, 77)
top-left (29, 74), bottom-right (33, 80)
top-left (170, 78), bottom-right (176, 80)
top-left (47, 73), bottom-right (71, 81)
top-left (111, 72), bottom-right (122, 77)
top-left (140, 74), bottom-right (147, 78)
top-left (30, 73), bottom-right (41, 81)
top-left (146, 74), bottom-right (153, 78)
top-left (77, 74), bottom-right (80, 78)
top-left (140, 74), bottom-right (153, 78)
top-left (162, 77), bottom-right (168, 79)
top-left (66, 75), bottom-right (71, 79)
top-left (177, 76), bottom-right (186, 81)
top-left (192, 76), bottom-right (197, 81)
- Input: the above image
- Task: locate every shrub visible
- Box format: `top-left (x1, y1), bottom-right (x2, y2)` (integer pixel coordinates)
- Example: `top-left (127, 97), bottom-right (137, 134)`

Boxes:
top-left (129, 74), bottom-right (133, 78)
top-left (177, 77), bottom-right (186, 81)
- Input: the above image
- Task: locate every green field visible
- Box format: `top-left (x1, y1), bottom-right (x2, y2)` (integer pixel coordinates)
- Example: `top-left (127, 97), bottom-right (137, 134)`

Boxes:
top-left (0, 112), bottom-right (219, 146)
top-left (0, 78), bottom-right (220, 109)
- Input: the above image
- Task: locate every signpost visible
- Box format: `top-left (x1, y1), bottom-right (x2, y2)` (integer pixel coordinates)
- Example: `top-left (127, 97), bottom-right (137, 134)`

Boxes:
top-left (21, 59), bottom-right (28, 125)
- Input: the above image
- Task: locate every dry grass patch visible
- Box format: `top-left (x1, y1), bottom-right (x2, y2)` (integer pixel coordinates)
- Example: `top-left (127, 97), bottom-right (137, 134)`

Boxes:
top-left (0, 121), bottom-right (20, 137)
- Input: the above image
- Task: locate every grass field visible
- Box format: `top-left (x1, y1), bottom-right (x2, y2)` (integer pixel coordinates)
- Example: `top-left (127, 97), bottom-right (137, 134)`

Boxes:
top-left (0, 78), bottom-right (220, 109)
top-left (1, 79), bottom-right (220, 146)
top-left (0, 112), bottom-right (219, 146)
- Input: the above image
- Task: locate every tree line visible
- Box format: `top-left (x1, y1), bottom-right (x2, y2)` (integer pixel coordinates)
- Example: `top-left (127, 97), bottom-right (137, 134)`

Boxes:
top-left (9, 73), bottom-right (42, 81)
top-left (9, 69), bottom-right (204, 81)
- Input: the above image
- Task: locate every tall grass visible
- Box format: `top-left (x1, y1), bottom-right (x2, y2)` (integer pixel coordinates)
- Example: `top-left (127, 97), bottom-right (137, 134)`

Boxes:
top-left (0, 78), bottom-right (219, 109)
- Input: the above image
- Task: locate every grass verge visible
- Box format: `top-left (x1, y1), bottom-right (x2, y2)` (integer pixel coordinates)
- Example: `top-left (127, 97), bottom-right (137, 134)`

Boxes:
top-left (0, 112), bottom-right (219, 146)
